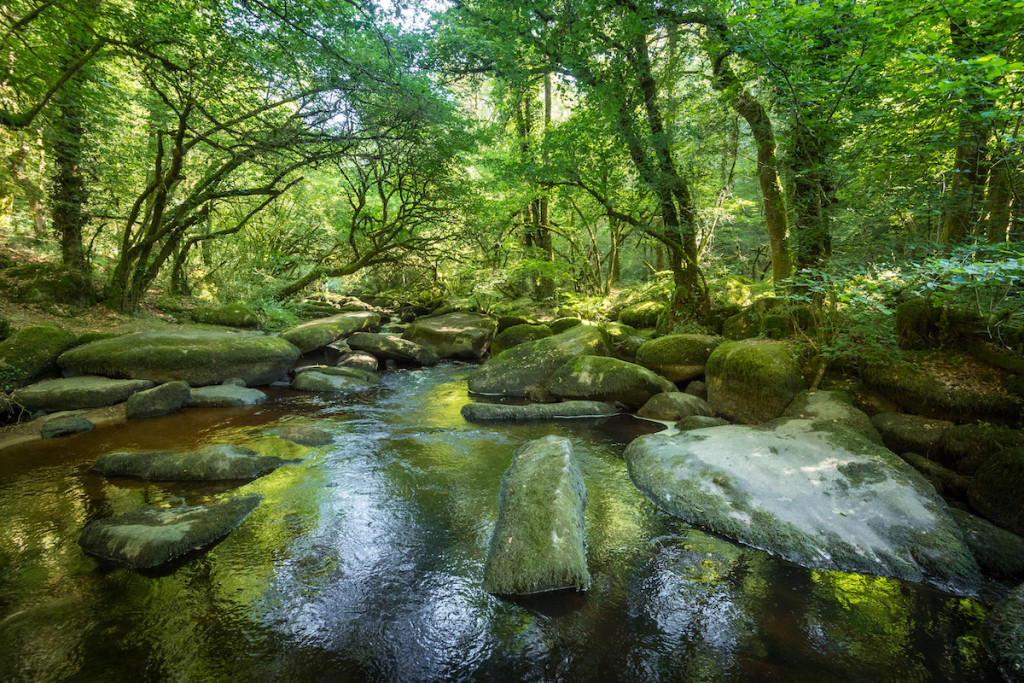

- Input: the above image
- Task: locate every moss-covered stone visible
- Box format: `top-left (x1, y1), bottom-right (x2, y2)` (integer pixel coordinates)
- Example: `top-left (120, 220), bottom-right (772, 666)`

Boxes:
top-left (624, 418), bottom-right (982, 594)
top-left (402, 312), bottom-right (497, 360)
top-left (467, 324), bottom-right (612, 398)
top-left (675, 415), bottom-right (730, 431)
top-left (13, 376), bottom-right (156, 412)
top-left (636, 333), bottom-right (725, 382)
top-left (549, 317), bottom-right (583, 334)
top-left (483, 436), bottom-right (590, 595)
top-left (348, 332), bottom-right (438, 366)
top-left (970, 447), bottom-right (1024, 536)
top-left (602, 321), bottom-right (645, 362)
top-left (59, 329), bottom-right (299, 387)
top-left (870, 412), bottom-right (954, 458)
top-left (985, 583), bottom-right (1024, 682)
top-left (490, 323), bottom-right (552, 356)
top-left (40, 412), bottom-right (95, 439)
top-left (78, 495), bottom-right (261, 569)
top-left (191, 302), bottom-right (259, 328)
top-left (92, 444), bottom-right (290, 481)
top-left (705, 339), bottom-right (808, 424)
top-left (936, 423), bottom-right (1024, 475)
top-left (126, 381), bottom-right (191, 420)
top-left (76, 332), bottom-right (118, 345)
top-left (949, 508), bottom-right (1024, 577)
top-left (291, 369), bottom-right (377, 394)
top-left (783, 390), bottom-right (882, 444)
top-left (895, 298), bottom-right (979, 350)
top-left (618, 301), bottom-right (664, 329)
top-left (0, 325), bottom-right (76, 392)
top-left (280, 312), bottom-right (380, 353)
top-left (187, 385), bottom-right (267, 407)
top-left (637, 392), bottom-right (714, 421)
top-left (265, 425), bottom-right (335, 447)
top-left (302, 364), bottom-right (380, 385)
top-left (461, 400), bottom-right (617, 421)
top-left (898, 452), bottom-right (969, 499)
top-left (496, 315), bottom-right (536, 333)
top-left (548, 355), bottom-right (676, 410)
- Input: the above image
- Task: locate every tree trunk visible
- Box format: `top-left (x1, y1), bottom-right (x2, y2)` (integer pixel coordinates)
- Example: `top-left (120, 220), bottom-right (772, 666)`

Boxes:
top-left (791, 121), bottom-right (835, 270)
top-left (984, 158), bottom-right (1013, 243)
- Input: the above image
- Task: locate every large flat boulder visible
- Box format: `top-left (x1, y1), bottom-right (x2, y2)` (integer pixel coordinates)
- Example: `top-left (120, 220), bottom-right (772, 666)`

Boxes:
top-left (483, 436), bottom-right (590, 595)
top-left (548, 355), bottom-right (676, 410)
top-left (78, 495), bottom-right (261, 569)
top-left (126, 381), bottom-right (191, 419)
top-left (461, 400), bottom-right (617, 421)
top-left (402, 312), bottom-right (497, 360)
top-left (624, 418), bottom-right (981, 594)
top-left (92, 444), bottom-right (291, 481)
top-left (13, 376), bottom-right (155, 412)
top-left (280, 312), bottom-right (380, 353)
top-left (347, 332), bottom-right (438, 366)
top-left (467, 324), bottom-right (612, 398)
top-left (59, 329), bottom-right (300, 387)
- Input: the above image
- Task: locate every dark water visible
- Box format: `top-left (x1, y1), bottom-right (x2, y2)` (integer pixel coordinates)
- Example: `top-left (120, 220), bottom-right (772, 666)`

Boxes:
top-left (0, 365), bottom-right (1001, 681)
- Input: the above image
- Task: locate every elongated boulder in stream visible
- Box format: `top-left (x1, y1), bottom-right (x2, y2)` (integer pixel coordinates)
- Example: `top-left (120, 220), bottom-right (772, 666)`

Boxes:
top-left (12, 376), bottom-right (155, 412)
top-left (280, 311), bottom-right (380, 353)
top-left (483, 436), bottom-right (591, 595)
top-left (624, 418), bottom-right (981, 594)
top-left (347, 332), bottom-right (438, 366)
top-left (93, 444), bottom-right (292, 481)
top-left (468, 324), bottom-right (612, 398)
top-left (402, 312), bottom-right (498, 360)
top-left (461, 400), bottom-right (617, 422)
top-left (292, 367), bottom-right (378, 394)
top-left (187, 384), bottom-right (267, 407)
top-left (78, 495), bottom-right (261, 569)
top-left (548, 355), bottom-right (676, 410)
top-left (59, 329), bottom-right (300, 387)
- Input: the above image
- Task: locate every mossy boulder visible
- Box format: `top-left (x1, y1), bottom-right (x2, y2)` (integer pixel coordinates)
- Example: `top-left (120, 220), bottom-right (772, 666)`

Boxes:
top-left (402, 312), bottom-right (497, 360)
top-left (602, 322), bottom-right (646, 362)
top-left (675, 415), bottom-right (730, 431)
top-left (461, 400), bottom-right (618, 422)
top-left (126, 381), bottom-right (191, 420)
top-left (636, 333), bottom-right (725, 383)
top-left (705, 340), bottom-right (808, 424)
top-left (969, 448), bottom-right (1024, 536)
top-left (985, 583), bottom-right (1024, 682)
top-left (483, 436), bottom-right (590, 595)
top-left (870, 413), bottom-right (954, 459)
top-left (949, 508), bottom-right (1024, 577)
top-left (496, 314), bottom-right (536, 333)
top-left (783, 390), bottom-right (882, 444)
top-left (280, 312), bottom-right (380, 353)
top-left (78, 495), bottom-right (262, 569)
top-left (336, 351), bottom-right (379, 372)
top-left (467, 324), bottom-right (612, 398)
top-left (936, 423), bottom-right (1024, 475)
top-left (0, 325), bottom-right (76, 391)
top-left (637, 392), bottom-right (714, 421)
top-left (265, 425), bottom-right (335, 447)
top-left (549, 318), bottom-right (582, 335)
top-left (721, 298), bottom-right (783, 340)
top-left (191, 302), bottom-right (259, 328)
top-left (40, 412), bottom-right (94, 439)
top-left (292, 369), bottom-right (378, 394)
top-left (59, 329), bottom-right (300, 387)
top-left (490, 323), bottom-right (552, 356)
top-left (187, 385), bottom-right (267, 407)
top-left (895, 298), bottom-right (978, 350)
top-left (13, 376), bottom-right (155, 412)
top-left (625, 418), bottom-right (981, 594)
top-left (93, 444), bottom-right (292, 481)
top-left (898, 452), bottom-right (969, 500)
top-left (859, 352), bottom-right (1023, 422)
top-left (347, 332), bottom-right (438, 366)
top-left (548, 355), bottom-right (676, 410)
top-left (618, 301), bottom-right (664, 329)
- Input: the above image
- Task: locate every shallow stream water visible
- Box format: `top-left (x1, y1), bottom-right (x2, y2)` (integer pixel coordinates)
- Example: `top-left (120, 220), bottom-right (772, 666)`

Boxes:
top-left (0, 365), bottom-right (1002, 681)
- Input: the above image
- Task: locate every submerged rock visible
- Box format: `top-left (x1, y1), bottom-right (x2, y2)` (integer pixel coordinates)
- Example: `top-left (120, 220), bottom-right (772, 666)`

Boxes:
top-left (348, 332), bottom-right (438, 366)
top-left (402, 312), bottom-right (497, 360)
top-left (624, 418), bottom-right (981, 594)
top-left (13, 376), bottom-right (155, 412)
top-left (467, 324), bottom-right (612, 398)
top-left (461, 400), bottom-right (617, 421)
top-left (126, 381), bottom-right (191, 419)
top-left (637, 392), bottom-right (713, 421)
top-left (93, 444), bottom-right (291, 481)
top-left (984, 583), bottom-right (1024, 682)
top-left (59, 329), bottom-right (300, 387)
top-left (280, 311), bottom-right (380, 353)
top-left (40, 412), bottom-right (94, 439)
top-left (705, 340), bottom-right (808, 424)
top-left (548, 355), bottom-right (675, 410)
top-left (187, 385), bottom-right (267, 407)
top-left (483, 436), bottom-right (590, 595)
top-left (78, 495), bottom-right (262, 569)
top-left (266, 425), bottom-right (335, 447)
top-left (636, 333), bottom-right (724, 383)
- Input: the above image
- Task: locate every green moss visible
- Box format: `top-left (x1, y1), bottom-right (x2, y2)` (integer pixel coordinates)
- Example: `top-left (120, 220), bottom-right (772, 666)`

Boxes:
top-left (548, 354), bottom-right (676, 409)
top-left (618, 301), bottom-right (664, 329)
top-left (191, 302), bottom-right (259, 328)
top-left (969, 447), bottom-right (1024, 536)
top-left (549, 317), bottom-right (583, 334)
top-left (949, 508), bottom-right (1024, 577)
top-left (490, 323), bottom-right (552, 356)
top-left (705, 340), bottom-right (809, 424)
top-left (92, 444), bottom-right (291, 481)
top-left (496, 314), bottom-right (536, 333)
top-left (937, 423), bottom-right (1024, 475)
top-left (636, 333), bottom-right (724, 382)
top-left (838, 461), bottom-right (889, 488)
top-left (483, 436), bottom-right (590, 595)
top-left (895, 298), bottom-right (978, 350)
top-left (0, 324), bottom-right (76, 391)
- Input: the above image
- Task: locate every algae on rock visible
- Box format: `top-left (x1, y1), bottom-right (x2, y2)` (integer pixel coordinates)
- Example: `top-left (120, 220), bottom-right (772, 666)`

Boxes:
top-left (483, 436), bottom-right (591, 595)
top-left (548, 355), bottom-right (676, 410)
top-left (0, 324), bottom-right (76, 391)
top-left (636, 333), bottom-right (724, 382)
top-left (705, 339), bottom-right (808, 424)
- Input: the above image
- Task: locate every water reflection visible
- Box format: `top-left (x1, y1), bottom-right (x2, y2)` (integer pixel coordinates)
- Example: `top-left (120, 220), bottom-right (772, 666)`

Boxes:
top-left (0, 364), bottom-right (999, 681)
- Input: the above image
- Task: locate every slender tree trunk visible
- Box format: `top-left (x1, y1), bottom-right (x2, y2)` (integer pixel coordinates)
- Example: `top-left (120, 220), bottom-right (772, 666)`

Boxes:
top-left (984, 158), bottom-right (1014, 243)
top-left (791, 121), bottom-right (835, 270)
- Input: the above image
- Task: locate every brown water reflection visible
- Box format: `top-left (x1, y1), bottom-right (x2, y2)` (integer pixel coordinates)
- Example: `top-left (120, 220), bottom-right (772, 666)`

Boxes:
top-left (0, 365), bottom-right (999, 681)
